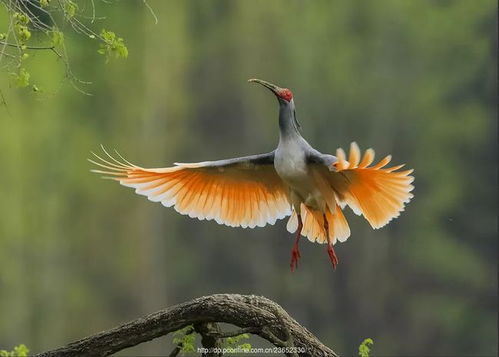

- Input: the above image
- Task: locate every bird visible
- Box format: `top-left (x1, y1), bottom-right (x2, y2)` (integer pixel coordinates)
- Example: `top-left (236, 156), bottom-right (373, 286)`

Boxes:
top-left (90, 79), bottom-right (414, 271)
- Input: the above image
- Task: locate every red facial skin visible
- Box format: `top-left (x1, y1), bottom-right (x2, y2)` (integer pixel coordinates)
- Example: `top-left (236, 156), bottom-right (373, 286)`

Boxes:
top-left (277, 88), bottom-right (293, 102)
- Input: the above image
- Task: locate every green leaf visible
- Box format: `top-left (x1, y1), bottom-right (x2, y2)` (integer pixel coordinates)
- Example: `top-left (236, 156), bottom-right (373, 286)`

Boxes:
top-left (172, 325), bottom-right (196, 353)
top-left (40, 0), bottom-right (50, 7)
top-left (358, 338), bottom-right (374, 357)
top-left (0, 345), bottom-right (29, 357)
top-left (11, 68), bottom-right (30, 88)
top-left (223, 333), bottom-right (251, 350)
top-left (65, 1), bottom-right (78, 18)
top-left (13, 345), bottom-right (29, 357)
top-left (16, 25), bottom-right (31, 42)
top-left (98, 29), bottom-right (128, 63)
top-left (14, 12), bottom-right (30, 25)
top-left (238, 343), bottom-right (251, 351)
top-left (51, 30), bottom-right (64, 46)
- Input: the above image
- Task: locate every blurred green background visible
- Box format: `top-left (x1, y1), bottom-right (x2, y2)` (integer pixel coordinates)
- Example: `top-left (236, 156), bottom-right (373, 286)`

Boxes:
top-left (0, 1), bottom-right (497, 356)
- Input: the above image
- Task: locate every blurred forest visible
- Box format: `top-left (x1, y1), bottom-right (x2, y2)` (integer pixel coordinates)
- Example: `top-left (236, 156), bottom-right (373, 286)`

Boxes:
top-left (0, 1), bottom-right (497, 356)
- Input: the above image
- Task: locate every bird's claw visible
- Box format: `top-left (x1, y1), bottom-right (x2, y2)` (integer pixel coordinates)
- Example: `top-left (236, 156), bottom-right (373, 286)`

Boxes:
top-left (327, 244), bottom-right (339, 270)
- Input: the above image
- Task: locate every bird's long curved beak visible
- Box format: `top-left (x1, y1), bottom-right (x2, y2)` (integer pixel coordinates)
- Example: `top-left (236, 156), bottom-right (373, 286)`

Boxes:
top-left (248, 78), bottom-right (281, 95)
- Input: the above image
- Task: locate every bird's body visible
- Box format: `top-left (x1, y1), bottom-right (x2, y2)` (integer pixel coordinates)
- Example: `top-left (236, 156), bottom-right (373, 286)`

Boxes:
top-left (276, 140), bottom-right (322, 212)
top-left (91, 79), bottom-right (414, 270)
top-left (275, 139), bottom-right (312, 206)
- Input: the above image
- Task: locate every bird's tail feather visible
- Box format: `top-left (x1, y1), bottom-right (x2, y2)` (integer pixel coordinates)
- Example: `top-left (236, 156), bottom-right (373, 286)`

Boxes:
top-left (286, 204), bottom-right (350, 245)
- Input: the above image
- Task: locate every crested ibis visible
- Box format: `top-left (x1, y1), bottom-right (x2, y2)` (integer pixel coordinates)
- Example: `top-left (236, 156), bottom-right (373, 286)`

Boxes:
top-left (90, 79), bottom-right (414, 271)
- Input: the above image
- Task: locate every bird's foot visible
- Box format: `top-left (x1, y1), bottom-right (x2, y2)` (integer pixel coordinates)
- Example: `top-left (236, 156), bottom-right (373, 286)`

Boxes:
top-left (290, 244), bottom-right (301, 272)
top-left (327, 244), bottom-right (339, 270)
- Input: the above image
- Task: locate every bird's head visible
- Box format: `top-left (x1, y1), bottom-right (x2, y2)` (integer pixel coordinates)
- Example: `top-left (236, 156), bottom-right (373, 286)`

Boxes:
top-left (248, 78), bottom-right (294, 105)
top-left (248, 78), bottom-right (300, 133)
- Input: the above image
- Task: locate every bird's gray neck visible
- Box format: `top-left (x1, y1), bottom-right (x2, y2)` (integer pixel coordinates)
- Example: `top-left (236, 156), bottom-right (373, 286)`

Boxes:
top-left (278, 100), bottom-right (301, 143)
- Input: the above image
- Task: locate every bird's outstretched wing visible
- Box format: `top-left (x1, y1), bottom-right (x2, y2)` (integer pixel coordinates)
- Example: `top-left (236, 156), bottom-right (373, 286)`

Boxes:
top-left (325, 142), bottom-right (414, 229)
top-left (90, 148), bottom-right (291, 228)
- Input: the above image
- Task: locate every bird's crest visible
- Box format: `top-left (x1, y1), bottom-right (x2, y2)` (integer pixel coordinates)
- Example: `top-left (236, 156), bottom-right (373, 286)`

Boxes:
top-left (277, 88), bottom-right (293, 102)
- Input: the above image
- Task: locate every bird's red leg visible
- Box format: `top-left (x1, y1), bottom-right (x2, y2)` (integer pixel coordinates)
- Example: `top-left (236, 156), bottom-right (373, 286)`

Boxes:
top-left (290, 214), bottom-right (303, 272)
top-left (323, 213), bottom-right (339, 270)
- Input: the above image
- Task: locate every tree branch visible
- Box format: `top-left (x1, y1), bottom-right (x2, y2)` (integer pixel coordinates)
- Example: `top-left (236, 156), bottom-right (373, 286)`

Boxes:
top-left (0, 41), bottom-right (55, 50)
top-left (35, 294), bottom-right (338, 357)
top-left (205, 326), bottom-right (260, 339)
top-left (194, 322), bottom-right (223, 357)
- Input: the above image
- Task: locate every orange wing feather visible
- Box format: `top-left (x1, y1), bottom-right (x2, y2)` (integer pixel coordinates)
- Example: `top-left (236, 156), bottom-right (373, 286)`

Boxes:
top-left (329, 142), bottom-right (414, 229)
top-left (90, 148), bottom-right (291, 228)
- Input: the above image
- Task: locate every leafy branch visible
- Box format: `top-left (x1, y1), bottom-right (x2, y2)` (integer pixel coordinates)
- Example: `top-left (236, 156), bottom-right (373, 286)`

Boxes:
top-left (0, 344), bottom-right (29, 357)
top-left (171, 325), bottom-right (196, 355)
top-left (358, 338), bottom-right (374, 357)
top-left (0, 0), bottom-right (154, 94)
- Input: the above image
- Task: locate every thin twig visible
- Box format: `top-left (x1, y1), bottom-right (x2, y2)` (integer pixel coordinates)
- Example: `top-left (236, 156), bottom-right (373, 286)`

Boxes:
top-left (143, 0), bottom-right (158, 24)
top-left (0, 41), bottom-right (55, 50)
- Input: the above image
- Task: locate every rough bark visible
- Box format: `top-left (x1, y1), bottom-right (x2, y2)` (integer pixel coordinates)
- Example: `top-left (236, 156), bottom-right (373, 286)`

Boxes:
top-left (36, 294), bottom-right (338, 357)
